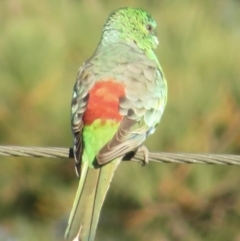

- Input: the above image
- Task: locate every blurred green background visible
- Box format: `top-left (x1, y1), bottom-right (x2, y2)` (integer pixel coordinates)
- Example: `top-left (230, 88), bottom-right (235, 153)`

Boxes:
top-left (1, 0), bottom-right (240, 240)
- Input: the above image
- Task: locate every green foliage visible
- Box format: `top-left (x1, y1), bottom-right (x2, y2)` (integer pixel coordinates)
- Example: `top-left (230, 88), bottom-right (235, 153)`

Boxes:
top-left (0, 0), bottom-right (240, 240)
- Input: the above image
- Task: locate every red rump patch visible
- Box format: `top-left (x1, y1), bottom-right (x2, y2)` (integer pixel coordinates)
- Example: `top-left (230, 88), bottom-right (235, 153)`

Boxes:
top-left (83, 80), bottom-right (125, 125)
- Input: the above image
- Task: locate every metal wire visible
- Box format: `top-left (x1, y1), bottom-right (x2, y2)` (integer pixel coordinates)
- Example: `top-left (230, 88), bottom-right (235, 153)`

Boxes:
top-left (0, 145), bottom-right (240, 165)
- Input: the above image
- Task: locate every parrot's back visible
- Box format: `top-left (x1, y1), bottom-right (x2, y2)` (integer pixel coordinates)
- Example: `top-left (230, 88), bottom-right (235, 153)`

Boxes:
top-left (66, 7), bottom-right (167, 241)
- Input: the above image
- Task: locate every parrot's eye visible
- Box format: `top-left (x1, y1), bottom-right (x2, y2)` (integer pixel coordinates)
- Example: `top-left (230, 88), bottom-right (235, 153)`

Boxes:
top-left (146, 24), bottom-right (153, 32)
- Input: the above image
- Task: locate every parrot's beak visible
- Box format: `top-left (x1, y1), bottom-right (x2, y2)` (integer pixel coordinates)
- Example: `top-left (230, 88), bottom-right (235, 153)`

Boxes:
top-left (153, 35), bottom-right (159, 48)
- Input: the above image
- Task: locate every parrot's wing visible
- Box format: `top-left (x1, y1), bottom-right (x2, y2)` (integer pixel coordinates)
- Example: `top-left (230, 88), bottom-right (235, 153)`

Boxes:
top-left (96, 58), bottom-right (166, 165)
top-left (96, 117), bottom-right (147, 164)
top-left (96, 107), bottom-right (162, 165)
top-left (71, 62), bottom-right (93, 176)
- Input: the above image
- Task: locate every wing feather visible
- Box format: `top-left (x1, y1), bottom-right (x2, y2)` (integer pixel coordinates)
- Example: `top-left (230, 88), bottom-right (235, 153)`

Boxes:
top-left (71, 62), bottom-right (93, 177)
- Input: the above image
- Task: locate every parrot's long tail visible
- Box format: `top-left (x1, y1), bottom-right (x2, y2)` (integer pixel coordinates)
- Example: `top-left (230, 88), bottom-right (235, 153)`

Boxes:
top-left (65, 158), bottom-right (121, 241)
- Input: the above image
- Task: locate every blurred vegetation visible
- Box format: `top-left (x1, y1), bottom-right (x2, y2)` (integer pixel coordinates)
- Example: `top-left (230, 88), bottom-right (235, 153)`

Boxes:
top-left (0, 0), bottom-right (240, 240)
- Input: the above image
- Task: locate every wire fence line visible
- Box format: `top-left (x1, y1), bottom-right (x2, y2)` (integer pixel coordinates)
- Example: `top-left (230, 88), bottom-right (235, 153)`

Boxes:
top-left (0, 145), bottom-right (240, 166)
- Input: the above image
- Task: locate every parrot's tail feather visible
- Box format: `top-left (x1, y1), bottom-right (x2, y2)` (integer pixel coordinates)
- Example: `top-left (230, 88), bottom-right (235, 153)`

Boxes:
top-left (65, 162), bottom-right (89, 239)
top-left (65, 158), bottom-right (121, 241)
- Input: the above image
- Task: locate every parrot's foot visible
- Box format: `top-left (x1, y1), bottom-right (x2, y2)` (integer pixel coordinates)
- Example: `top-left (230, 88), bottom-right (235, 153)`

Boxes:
top-left (138, 145), bottom-right (149, 166)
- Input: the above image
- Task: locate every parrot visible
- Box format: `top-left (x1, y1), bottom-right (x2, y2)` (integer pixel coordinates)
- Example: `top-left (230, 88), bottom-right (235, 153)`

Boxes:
top-left (65, 7), bottom-right (168, 241)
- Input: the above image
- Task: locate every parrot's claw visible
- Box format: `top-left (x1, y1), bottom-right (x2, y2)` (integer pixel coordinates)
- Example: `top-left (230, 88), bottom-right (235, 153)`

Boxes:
top-left (138, 145), bottom-right (149, 166)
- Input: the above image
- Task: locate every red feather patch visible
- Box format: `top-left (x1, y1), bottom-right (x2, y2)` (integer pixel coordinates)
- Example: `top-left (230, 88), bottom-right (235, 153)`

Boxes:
top-left (83, 80), bottom-right (125, 125)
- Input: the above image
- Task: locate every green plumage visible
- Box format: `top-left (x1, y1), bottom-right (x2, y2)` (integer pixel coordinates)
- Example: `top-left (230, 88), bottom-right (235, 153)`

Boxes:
top-left (65, 120), bottom-right (120, 240)
top-left (66, 7), bottom-right (167, 241)
top-left (82, 120), bottom-right (120, 167)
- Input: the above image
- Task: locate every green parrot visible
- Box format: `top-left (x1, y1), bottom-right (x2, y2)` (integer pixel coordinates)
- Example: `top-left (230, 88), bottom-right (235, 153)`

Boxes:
top-left (65, 7), bottom-right (167, 241)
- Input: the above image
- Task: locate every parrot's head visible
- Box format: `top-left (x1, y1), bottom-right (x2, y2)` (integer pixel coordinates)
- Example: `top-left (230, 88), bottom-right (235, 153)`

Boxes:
top-left (102, 7), bottom-right (159, 51)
